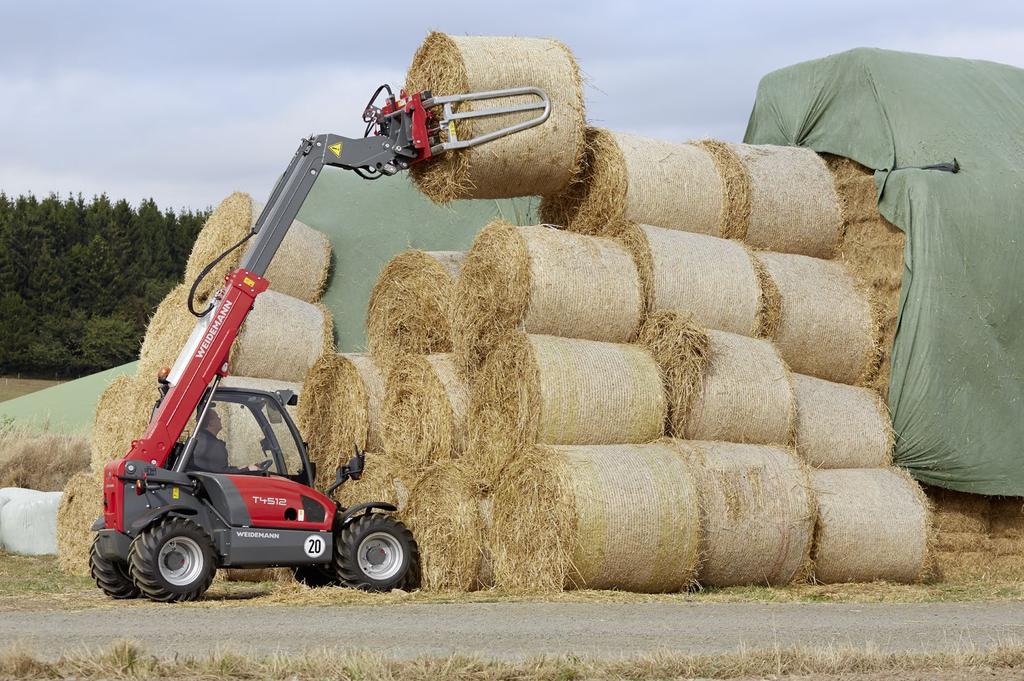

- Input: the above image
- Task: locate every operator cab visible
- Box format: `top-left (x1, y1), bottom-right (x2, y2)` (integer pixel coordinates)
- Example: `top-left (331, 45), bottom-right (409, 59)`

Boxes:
top-left (168, 387), bottom-right (314, 486)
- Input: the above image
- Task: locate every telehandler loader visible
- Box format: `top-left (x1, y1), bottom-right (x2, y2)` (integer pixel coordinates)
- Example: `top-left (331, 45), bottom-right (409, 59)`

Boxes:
top-left (90, 83), bottom-right (549, 602)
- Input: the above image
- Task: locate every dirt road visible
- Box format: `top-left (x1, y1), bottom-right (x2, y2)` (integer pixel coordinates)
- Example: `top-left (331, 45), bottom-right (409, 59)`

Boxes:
top-left (4, 601), bottom-right (1023, 659)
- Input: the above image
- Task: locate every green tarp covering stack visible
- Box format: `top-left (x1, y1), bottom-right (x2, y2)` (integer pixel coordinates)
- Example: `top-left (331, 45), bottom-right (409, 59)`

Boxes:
top-left (745, 48), bottom-right (1024, 496)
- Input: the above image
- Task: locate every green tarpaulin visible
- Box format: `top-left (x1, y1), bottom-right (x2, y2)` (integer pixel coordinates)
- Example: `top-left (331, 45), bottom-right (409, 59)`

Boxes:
top-left (745, 48), bottom-right (1024, 495)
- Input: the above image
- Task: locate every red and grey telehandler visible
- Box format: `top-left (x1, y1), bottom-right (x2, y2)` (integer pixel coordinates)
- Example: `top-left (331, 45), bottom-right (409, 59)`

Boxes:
top-left (89, 84), bottom-right (549, 602)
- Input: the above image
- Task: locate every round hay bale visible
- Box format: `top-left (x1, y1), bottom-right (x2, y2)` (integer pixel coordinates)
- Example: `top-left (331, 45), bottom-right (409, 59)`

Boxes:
top-left (185, 193), bottom-right (331, 303)
top-left (296, 353), bottom-right (386, 486)
top-left (825, 154), bottom-right (906, 399)
top-left (639, 311), bottom-right (795, 445)
top-left (470, 333), bottom-right (666, 490)
top-left (755, 251), bottom-right (879, 385)
top-left (381, 354), bottom-right (468, 477)
top-left (792, 373), bottom-right (892, 468)
top-left (139, 285), bottom-right (333, 385)
top-left (811, 468), bottom-right (931, 583)
top-left (678, 441), bottom-right (815, 587)
top-left (451, 221), bottom-right (643, 375)
top-left (724, 144), bottom-right (843, 258)
top-left (367, 250), bottom-right (464, 368)
top-left (540, 128), bottom-right (722, 235)
top-left (231, 292), bottom-right (333, 383)
top-left (397, 474), bottom-right (483, 592)
top-left (490, 442), bottom-right (702, 592)
top-left (137, 284), bottom-right (197, 381)
top-left (89, 374), bottom-right (157, 473)
top-left (332, 451), bottom-right (483, 591)
top-left (614, 223), bottom-right (780, 337)
top-left (56, 472), bottom-right (103, 576)
top-left (405, 32), bottom-right (585, 202)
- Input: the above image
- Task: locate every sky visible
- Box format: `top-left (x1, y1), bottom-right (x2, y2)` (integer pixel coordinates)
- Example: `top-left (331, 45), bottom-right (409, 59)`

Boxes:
top-left (1, 1), bottom-right (1023, 212)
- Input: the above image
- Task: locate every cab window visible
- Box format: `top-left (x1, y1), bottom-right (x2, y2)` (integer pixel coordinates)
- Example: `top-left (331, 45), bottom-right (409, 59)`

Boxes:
top-left (184, 392), bottom-right (302, 477)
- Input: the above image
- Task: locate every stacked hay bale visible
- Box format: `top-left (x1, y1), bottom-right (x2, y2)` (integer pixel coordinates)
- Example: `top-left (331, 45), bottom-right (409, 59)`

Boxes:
top-left (297, 352), bottom-right (385, 487)
top-left (313, 348), bottom-right (481, 591)
top-left (824, 155), bottom-right (906, 398)
top-left (57, 192), bottom-right (335, 576)
top-left (306, 267), bottom-right (480, 589)
top-left (677, 441), bottom-right (815, 587)
top-left (811, 468), bottom-right (930, 583)
top-left (184, 193), bottom-right (331, 304)
top-left (366, 250), bottom-right (464, 370)
top-left (926, 486), bottom-right (1024, 581)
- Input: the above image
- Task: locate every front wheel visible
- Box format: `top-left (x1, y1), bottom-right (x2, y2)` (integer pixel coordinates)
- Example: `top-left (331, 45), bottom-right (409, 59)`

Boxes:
top-left (335, 514), bottom-right (418, 591)
top-left (128, 517), bottom-right (217, 602)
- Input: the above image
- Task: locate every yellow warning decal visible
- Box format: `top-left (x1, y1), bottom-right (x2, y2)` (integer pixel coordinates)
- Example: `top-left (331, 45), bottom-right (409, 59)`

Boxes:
top-left (447, 121), bottom-right (457, 140)
top-left (243, 276), bottom-right (255, 287)
top-left (328, 142), bottom-right (342, 157)
top-left (172, 487), bottom-right (180, 500)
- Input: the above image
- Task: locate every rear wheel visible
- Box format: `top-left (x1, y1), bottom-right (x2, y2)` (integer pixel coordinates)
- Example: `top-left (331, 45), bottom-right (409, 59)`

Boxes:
top-left (291, 564), bottom-right (339, 588)
top-left (335, 514), bottom-right (418, 591)
top-left (128, 517), bottom-right (217, 602)
top-left (89, 537), bottom-right (140, 599)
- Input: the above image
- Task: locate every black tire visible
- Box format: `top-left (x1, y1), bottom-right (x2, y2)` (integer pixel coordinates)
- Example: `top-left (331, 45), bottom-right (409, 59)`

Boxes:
top-left (291, 564), bottom-right (339, 588)
top-left (402, 545), bottom-right (422, 591)
top-left (89, 537), bottom-right (140, 599)
top-left (335, 513), bottom-right (418, 591)
top-left (128, 517), bottom-right (217, 602)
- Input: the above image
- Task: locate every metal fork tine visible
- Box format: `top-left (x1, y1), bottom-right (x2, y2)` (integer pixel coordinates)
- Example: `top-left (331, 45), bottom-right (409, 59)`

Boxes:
top-left (425, 86), bottom-right (550, 154)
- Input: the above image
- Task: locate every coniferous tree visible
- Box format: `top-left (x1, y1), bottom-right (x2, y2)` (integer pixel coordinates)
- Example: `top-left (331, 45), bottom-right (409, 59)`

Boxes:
top-left (0, 192), bottom-right (210, 377)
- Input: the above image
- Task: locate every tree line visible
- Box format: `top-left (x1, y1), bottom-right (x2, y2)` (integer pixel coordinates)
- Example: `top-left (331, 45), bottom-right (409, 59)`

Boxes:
top-left (0, 193), bottom-right (209, 378)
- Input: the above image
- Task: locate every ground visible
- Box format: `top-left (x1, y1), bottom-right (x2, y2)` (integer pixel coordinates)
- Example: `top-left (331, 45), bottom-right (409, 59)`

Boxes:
top-left (0, 377), bottom-right (62, 402)
top-left (2, 554), bottom-right (1024, 679)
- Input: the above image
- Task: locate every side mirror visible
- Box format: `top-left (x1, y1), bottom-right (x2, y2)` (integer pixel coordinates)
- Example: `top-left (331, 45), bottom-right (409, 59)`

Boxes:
top-left (345, 446), bottom-right (365, 481)
top-left (325, 446), bottom-right (366, 497)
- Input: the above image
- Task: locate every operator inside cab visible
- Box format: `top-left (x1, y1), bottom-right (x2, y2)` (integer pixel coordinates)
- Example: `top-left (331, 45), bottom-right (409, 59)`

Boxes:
top-left (186, 405), bottom-right (263, 475)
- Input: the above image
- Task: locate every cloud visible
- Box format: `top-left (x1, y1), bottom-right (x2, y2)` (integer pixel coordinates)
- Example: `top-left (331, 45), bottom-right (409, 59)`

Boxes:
top-left (1, 1), bottom-right (1023, 209)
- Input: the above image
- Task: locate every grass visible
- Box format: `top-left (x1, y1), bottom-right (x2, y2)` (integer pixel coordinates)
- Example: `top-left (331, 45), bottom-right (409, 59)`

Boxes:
top-left (0, 376), bottom-right (62, 402)
top-left (3, 553), bottom-right (1024, 612)
top-left (3, 639), bottom-right (1024, 680)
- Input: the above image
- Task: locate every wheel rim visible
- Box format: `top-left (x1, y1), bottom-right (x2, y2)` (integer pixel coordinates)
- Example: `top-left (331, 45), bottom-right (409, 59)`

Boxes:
top-left (157, 536), bottom-right (204, 587)
top-left (357, 531), bottom-right (404, 581)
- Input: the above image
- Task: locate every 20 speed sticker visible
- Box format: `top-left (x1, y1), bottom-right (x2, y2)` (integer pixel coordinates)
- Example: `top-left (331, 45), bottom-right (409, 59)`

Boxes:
top-left (303, 534), bottom-right (327, 558)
